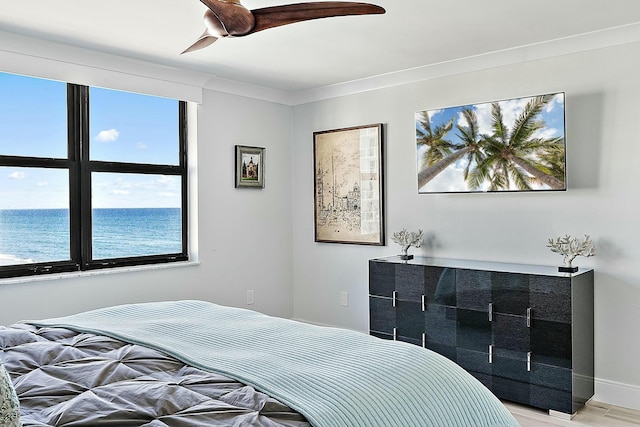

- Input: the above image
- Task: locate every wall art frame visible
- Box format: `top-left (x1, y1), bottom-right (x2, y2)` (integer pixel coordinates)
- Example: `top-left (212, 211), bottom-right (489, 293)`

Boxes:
top-left (313, 123), bottom-right (384, 245)
top-left (415, 92), bottom-right (566, 194)
top-left (235, 145), bottom-right (265, 189)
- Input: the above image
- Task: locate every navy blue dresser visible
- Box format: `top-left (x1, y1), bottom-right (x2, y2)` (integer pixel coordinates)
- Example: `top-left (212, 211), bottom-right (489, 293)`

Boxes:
top-left (369, 256), bottom-right (594, 417)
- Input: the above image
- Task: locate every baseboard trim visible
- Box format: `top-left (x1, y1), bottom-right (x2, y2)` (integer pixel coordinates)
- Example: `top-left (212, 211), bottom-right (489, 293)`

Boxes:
top-left (291, 317), bottom-right (332, 327)
top-left (594, 378), bottom-right (640, 412)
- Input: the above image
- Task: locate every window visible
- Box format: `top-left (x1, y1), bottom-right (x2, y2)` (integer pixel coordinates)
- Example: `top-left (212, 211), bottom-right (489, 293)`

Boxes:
top-left (0, 72), bottom-right (188, 279)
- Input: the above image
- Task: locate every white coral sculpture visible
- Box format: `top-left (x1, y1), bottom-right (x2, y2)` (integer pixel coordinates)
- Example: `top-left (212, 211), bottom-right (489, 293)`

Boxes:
top-left (546, 234), bottom-right (595, 267)
top-left (392, 229), bottom-right (424, 256)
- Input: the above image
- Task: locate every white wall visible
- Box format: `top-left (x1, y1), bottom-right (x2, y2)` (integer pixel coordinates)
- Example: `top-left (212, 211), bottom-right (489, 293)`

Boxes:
top-left (195, 89), bottom-right (295, 317)
top-left (0, 65), bottom-right (295, 324)
top-left (291, 42), bottom-right (640, 410)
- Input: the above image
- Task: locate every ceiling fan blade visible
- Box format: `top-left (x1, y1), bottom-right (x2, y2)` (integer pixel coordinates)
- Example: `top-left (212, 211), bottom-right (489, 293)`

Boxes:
top-left (250, 2), bottom-right (385, 34)
top-left (181, 33), bottom-right (219, 54)
top-left (200, 0), bottom-right (255, 36)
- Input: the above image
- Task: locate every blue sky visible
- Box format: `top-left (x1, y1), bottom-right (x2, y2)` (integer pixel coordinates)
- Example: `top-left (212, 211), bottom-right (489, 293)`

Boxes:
top-left (0, 72), bottom-right (181, 209)
top-left (416, 93), bottom-right (565, 192)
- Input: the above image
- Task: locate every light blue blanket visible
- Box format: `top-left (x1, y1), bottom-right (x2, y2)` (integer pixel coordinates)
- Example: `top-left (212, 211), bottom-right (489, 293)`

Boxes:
top-left (30, 300), bottom-right (519, 427)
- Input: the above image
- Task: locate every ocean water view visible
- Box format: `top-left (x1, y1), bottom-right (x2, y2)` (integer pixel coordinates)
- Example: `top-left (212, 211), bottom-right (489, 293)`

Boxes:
top-left (0, 208), bottom-right (182, 266)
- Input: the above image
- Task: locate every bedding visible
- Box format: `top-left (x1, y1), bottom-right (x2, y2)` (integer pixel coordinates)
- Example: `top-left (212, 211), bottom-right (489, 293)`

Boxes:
top-left (2, 300), bottom-right (520, 427)
top-left (0, 323), bottom-right (310, 427)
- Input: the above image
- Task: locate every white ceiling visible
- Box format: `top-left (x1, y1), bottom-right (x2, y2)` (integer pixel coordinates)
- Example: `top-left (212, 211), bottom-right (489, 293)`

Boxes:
top-left (2, 1), bottom-right (640, 94)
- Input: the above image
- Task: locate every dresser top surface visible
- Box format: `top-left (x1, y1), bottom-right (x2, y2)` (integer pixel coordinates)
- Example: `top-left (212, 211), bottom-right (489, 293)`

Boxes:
top-left (371, 256), bottom-right (593, 277)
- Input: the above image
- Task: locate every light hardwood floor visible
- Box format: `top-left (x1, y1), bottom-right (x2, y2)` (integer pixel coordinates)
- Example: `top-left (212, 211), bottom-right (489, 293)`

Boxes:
top-left (507, 401), bottom-right (640, 427)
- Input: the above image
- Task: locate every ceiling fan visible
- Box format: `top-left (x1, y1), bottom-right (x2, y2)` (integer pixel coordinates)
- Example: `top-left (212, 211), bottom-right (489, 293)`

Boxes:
top-left (182, 0), bottom-right (385, 54)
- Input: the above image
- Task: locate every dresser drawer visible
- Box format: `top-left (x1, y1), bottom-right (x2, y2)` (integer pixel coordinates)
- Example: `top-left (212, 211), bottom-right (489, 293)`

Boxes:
top-left (529, 275), bottom-right (571, 323)
top-left (530, 363), bottom-right (572, 392)
top-left (467, 372), bottom-right (573, 414)
top-left (369, 295), bottom-right (395, 335)
top-left (369, 261), bottom-right (395, 297)
top-left (530, 385), bottom-right (573, 413)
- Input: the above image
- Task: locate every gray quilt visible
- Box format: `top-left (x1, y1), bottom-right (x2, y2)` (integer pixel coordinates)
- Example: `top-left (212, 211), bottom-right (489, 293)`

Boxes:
top-left (27, 301), bottom-right (519, 427)
top-left (0, 323), bottom-right (311, 427)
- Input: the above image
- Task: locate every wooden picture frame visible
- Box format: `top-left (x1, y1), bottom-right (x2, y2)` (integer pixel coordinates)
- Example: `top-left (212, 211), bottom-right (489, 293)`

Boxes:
top-left (313, 124), bottom-right (384, 245)
top-left (235, 145), bottom-right (265, 189)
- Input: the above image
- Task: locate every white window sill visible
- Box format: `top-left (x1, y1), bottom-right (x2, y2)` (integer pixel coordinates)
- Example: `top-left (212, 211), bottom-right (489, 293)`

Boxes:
top-left (0, 260), bottom-right (200, 286)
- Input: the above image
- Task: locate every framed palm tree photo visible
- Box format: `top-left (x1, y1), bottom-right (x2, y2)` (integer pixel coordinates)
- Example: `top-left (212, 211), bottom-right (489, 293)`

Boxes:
top-left (235, 145), bottom-right (265, 188)
top-left (416, 92), bottom-right (566, 193)
top-left (313, 123), bottom-right (384, 245)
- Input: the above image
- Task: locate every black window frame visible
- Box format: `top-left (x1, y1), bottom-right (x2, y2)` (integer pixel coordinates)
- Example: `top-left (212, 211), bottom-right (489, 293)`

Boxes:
top-left (0, 81), bottom-right (188, 279)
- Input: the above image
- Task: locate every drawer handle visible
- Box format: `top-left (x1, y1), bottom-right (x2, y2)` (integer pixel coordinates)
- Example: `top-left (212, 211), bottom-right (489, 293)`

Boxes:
top-left (421, 294), bottom-right (426, 312)
top-left (488, 303), bottom-right (494, 322)
top-left (393, 327), bottom-right (397, 341)
top-left (422, 332), bottom-right (426, 348)
top-left (489, 345), bottom-right (494, 364)
top-left (527, 351), bottom-right (532, 372)
top-left (526, 308), bottom-right (532, 328)
top-left (392, 291), bottom-right (397, 308)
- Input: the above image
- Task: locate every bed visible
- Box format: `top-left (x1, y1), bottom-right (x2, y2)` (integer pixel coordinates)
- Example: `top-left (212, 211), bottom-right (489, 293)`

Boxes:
top-left (0, 300), bottom-right (520, 427)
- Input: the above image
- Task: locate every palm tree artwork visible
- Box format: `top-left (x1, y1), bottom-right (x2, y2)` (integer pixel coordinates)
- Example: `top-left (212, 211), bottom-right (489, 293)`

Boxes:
top-left (416, 93), bottom-right (566, 193)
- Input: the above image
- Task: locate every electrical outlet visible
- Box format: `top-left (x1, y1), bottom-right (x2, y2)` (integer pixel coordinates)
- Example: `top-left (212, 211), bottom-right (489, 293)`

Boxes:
top-left (246, 290), bottom-right (255, 305)
top-left (340, 291), bottom-right (349, 307)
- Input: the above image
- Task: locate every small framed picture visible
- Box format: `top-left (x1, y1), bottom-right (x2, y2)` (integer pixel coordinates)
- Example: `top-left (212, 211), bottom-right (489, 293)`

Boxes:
top-left (235, 145), bottom-right (265, 189)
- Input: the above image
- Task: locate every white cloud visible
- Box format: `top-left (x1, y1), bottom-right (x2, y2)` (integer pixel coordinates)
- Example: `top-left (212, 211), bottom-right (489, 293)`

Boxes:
top-left (9, 171), bottom-right (26, 180)
top-left (36, 181), bottom-right (49, 187)
top-left (136, 142), bottom-right (148, 150)
top-left (419, 163), bottom-right (471, 193)
top-left (155, 176), bottom-right (175, 186)
top-left (427, 109), bottom-right (443, 121)
top-left (473, 103), bottom-right (494, 135)
top-left (456, 111), bottom-right (467, 128)
top-left (96, 128), bottom-right (120, 142)
top-left (473, 94), bottom-right (564, 137)
top-left (534, 127), bottom-right (559, 139)
top-left (472, 97), bottom-right (538, 136)
top-left (91, 174), bottom-right (182, 208)
top-left (545, 93), bottom-right (565, 113)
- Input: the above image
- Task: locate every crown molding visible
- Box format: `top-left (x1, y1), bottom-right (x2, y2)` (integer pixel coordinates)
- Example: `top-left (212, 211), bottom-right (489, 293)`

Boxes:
top-left (3, 22), bottom-right (640, 106)
top-left (284, 21), bottom-right (640, 106)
